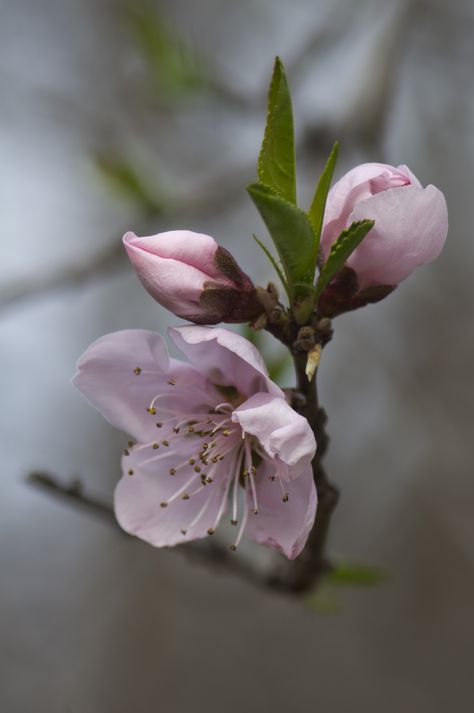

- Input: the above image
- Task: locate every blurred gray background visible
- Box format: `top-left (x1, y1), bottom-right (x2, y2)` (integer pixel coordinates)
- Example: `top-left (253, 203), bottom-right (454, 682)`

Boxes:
top-left (1, 0), bottom-right (473, 711)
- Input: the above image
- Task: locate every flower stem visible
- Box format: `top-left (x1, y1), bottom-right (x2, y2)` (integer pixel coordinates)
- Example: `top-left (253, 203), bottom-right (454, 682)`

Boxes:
top-left (264, 308), bottom-right (339, 593)
top-left (280, 354), bottom-right (339, 592)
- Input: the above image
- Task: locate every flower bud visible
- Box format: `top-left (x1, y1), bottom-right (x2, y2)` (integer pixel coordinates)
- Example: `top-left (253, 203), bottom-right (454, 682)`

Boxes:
top-left (123, 230), bottom-right (262, 324)
top-left (318, 163), bottom-right (448, 317)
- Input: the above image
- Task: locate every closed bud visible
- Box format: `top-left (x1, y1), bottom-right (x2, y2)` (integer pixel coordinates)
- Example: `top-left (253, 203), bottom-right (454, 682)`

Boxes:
top-left (318, 163), bottom-right (448, 317)
top-left (124, 230), bottom-right (263, 324)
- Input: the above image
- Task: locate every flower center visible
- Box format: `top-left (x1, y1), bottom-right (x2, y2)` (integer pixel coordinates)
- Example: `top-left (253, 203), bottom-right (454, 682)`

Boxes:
top-left (127, 367), bottom-right (290, 549)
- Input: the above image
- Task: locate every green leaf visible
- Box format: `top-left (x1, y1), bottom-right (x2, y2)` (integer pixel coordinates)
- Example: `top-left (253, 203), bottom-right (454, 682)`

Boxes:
top-left (257, 57), bottom-right (296, 204)
top-left (252, 234), bottom-right (289, 297)
top-left (308, 141), bottom-right (339, 261)
top-left (315, 220), bottom-right (375, 300)
top-left (292, 282), bottom-right (318, 325)
top-left (247, 183), bottom-right (317, 298)
top-left (325, 560), bottom-right (386, 587)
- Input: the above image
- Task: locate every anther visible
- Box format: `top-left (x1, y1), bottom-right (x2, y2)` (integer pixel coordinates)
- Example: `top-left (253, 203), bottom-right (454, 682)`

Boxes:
top-left (194, 466), bottom-right (201, 473)
top-left (134, 367), bottom-right (142, 375)
top-left (252, 508), bottom-right (259, 515)
top-left (181, 493), bottom-right (190, 500)
top-left (242, 469), bottom-right (249, 477)
top-left (180, 529), bottom-right (187, 535)
top-left (160, 502), bottom-right (168, 508)
top-left (167, 378), bottom-right (176, 386)
top-left (152, 443), bottom-right (159, 450)
top-left (282, 494), bottom-right (289, 502)
top-left (223, 429), bottom-right (231, 437)
top-left (156, 422), bottom-right (163, 428)
top-left (269, 475), bottom-right (276, 481)
top-left (173, 426), bottom-right (180, 433)
top-left (169, 468), bottom-right (176, 475)
top-left (205, 477), bottom-right (213, 484)
top-left (207, 528), bottom-right (215, 535)
top-left (162, 440), bottom-right (169, 447)
top-left (229, 544), bottom-right (237, 552)
top-left (123, 449), bottom-right (130, 456)
top-left (231, 519), bottom-right (238, 526)
top-left (188, 458), bottom-right (195, 465)
top-left (147, 407), bottom-right (156, 415)
top-left (127, 469), bottom-right (134, 476)
top-left (128, 441), bottom-right (135, 448)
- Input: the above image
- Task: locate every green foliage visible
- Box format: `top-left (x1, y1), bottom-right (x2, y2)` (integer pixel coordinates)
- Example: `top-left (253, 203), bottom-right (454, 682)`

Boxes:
top-left (252, 234), bottom-right (289, 297)
top-left (247, 183), bottom-right (317, 299)
top-left (257, 57), bottom-right (296, 204)
top-left (315, 220), bottom-right (375, 299)
top-left (305, 560), bottom-right (385, 614)
top-left (94, 153), bottom-right (164, 215)
top-left (308, 142), bottom-right (339, 262)
top-left (326, 560), bottom-right (386, 587)
top-left (126, 3), bottom-right (207, 99)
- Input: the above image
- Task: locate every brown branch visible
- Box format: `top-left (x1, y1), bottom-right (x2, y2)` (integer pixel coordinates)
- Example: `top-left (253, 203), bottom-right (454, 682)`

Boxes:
top-left (26, 471), bottom-right (308, 594)
top-left (262, 311), bottom-right (339, 592)
top-left (277, 357), bottom-right (339, 592)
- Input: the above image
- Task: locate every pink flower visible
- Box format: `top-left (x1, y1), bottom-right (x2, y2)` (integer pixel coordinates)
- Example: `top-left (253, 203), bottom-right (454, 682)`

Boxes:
top-left (123, 230), bottom-right (262, 324)
top-left (321, 163), bottom-right (448, 290)
top-left (73, 326), bottom-right (317, 559)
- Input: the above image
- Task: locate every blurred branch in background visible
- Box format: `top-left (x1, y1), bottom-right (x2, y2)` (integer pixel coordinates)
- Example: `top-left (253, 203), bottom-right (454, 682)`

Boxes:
top-left (0, 3), bottom-right (409, 313)
top-left (27, 471), bottom-right (384, 609)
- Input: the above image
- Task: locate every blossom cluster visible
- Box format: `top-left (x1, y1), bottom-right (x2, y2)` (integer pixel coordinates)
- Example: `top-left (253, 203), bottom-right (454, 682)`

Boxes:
top-left (74, 158), bottom-right (447, 558)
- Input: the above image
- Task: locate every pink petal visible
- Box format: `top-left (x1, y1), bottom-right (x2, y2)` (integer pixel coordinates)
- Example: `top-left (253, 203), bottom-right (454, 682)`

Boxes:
top-left (124, 232), bottom-right (215, 315)
top-left (232, 393), bottom-right (316, 480)
top-left (73, 330), bottom-right (212, 441)
top-left (322, 162), bottom-right (412, 252)
top-left (124, 230), bottom-right (225, 277)
top-left (246, 457), bottom-right (317, 560)
top-left (348, 184), bottom-right (448, 288)
top-left (169, 326), bottom-right (284, 399)
top-left (115, 437), bottom-right (236, 546)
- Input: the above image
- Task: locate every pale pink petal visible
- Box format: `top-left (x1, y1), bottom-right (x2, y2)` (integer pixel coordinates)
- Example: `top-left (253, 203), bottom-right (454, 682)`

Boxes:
top-left (124, 230), bottom-right (226, 277)
top-left (124, 232), bottom-right (215, 315)
top-left (322, 163), bottom-right (412, 252)
top-left (232, 393), bottom-right (316, 480)
top-left (348, 184), bottom-right (448, 288)
top-left (169, 326), bottom-right (284, 399)
top-left (246, 457), bottom-right (317, 560)
top-left (115, 438), bottom-right (236, 546)
top-left (396, 165), bottom-right (422, 189)
top-left (73, 330), bottom-right (213, 441)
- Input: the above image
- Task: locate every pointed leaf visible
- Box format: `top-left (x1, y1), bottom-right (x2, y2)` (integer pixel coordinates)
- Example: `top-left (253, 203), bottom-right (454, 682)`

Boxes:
top-left (253, 234), bottom-right (289, 297)
top-left (308, 141), bottom-right (339, 261)
top-left (257, 57), bottom-right (296, 204)
top-left (315, 220), bottom-right (375, 300)
top-left (248, 183), bottom-right (317, 297)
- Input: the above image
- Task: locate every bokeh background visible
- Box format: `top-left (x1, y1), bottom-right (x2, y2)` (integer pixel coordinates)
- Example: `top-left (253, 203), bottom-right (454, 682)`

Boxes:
top-left (2, 1), bottom-right (473, 711)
